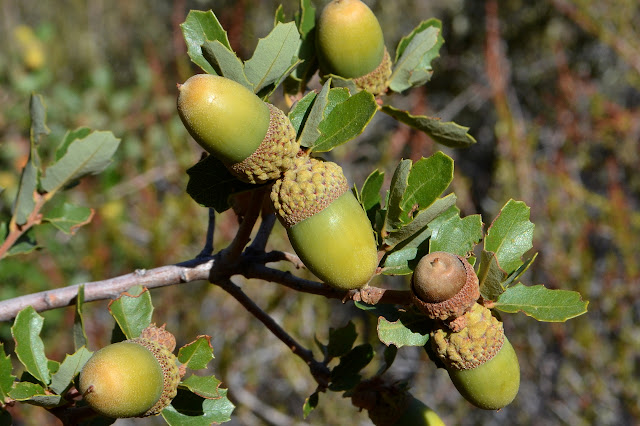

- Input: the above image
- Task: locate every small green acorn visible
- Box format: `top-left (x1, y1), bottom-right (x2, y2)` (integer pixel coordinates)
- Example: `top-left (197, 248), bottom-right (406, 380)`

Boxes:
top-left (316, 0), bottom-right (392, 95)
top-left (177, 74), bottom-right (299, 183)
top-left (270, 155), bottom-right (378, 290)
top-left (411, 251), bottom-right (480, 323)
top-left (351, 378), bottom-right (444, 426)
top-left (79, 325), bottom-right (181, 418)
top-left (430, 303), bottom-right (520, 410)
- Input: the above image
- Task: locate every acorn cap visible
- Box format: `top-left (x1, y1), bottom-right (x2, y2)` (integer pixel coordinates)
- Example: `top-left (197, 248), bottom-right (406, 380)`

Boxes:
top-left (130, 337), bottom-right (181, 416)
top-left (228, 103), bottom-right (299, 184)
top-left (270, 156), bottom-right (348, 228)
top-left (411, 252), bottom-right (480, 321)
top-left (430, 303), bottom-right (505, 371)
top-left (353, 47), bottom-right (392, 95)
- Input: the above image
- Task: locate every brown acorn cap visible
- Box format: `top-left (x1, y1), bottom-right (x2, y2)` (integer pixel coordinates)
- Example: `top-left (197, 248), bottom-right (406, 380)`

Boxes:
top-left (129, 337), bottom-right (181, 416)
top-left (270, 156), bottom-right (349, 228)
top-left (430, 303), bottom-right (505, 371)
top-left (139, 323), bottom-right (176, 352)
top-left (411, 252), bottom-right (480, 321)
top-left (228, 103), bottom-right (299, 184)
top-left (353, 47), bottom-right (392, 95)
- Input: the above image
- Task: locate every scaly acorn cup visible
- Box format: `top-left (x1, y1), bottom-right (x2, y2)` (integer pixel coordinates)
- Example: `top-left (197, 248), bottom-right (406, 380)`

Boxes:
top-left (316, 0), bottom-right (392, 95)
top-left (270, 156), bottom-right (378, 290)
top-left (411, 251), bottom-right (480, 324)
top-left (177, 74), bottom-right (299, 183)
top-left (430, 303), bottom-right (520, 410)
top-left (79, 325), bottom-right (181, 418)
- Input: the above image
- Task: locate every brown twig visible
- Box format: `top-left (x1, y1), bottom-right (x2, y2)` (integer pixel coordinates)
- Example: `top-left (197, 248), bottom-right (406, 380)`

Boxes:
top-left (215, 278), bottom-right (330, 388)
top-left (0, 191), bottom-right (47, 260)
top-left (0, 257), bottom-right (215, 322)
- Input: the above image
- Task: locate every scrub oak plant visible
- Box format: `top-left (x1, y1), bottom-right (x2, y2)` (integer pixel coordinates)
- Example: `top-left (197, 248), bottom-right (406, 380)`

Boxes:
top-left (0, 1), bottom-right (589, 424)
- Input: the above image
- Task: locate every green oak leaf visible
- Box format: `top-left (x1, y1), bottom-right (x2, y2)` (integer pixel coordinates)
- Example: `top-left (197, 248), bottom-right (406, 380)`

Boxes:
top-left (181, 10), bottom-right (231, 74)
top-left (391, 20), bottom-right (444, 92)
top-left (381, 105), bottom-right (476, 148)
top-left (108, 286), bottom-right (153, 340)
top-left (244, 22), bottom-right (301, 94)
top-left (43, 202), bottom-right (93, 234)
top-left (494, 283), bottom-right (589, 321)
top-left (178, 336), bottom-right (215, 370)
top-left (311, 90), bottom-right (377, 152)
top-left (11, 306), bottom-right (50, 385)
top-left (40, 131), bottom-right (120, 195)
top-left (484, 199), bottom-right (535, 275)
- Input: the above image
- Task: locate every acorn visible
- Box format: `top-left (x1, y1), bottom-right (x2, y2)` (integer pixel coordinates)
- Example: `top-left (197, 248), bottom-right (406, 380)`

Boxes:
top-left (430, 303), bottom-right (520, 410)
top-left (351, 379), bottom-right (444, 426)
top-left (79, 325), bottom-right (181, 418)
top-left (411, 251), bottom-right (480, 323)
top-left (316, 0), bottom-right (392, 95)
top-left (177, 74), bottom-right (299, 184)
top-left (270, 155), bottom-right (378, 290)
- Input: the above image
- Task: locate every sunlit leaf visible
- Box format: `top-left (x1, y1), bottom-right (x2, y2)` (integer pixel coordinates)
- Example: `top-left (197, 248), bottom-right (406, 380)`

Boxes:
top-left (303, 391), bottom-right (319, 419)
top-left (390, 22), bottom-right (443, 92)
top-left (11, 306), bottom-right (50, 385)
top-left (311, 90), bottom-right (377, 152)
top-left (181, 375), bottom-right (223, 399)
top-left (201, 40), bottom-right (251, 88)
top-left (377, 313), bottom-right (430, 348)
top-left (399, 152), bottom-right (454, 224)
top-left (40, 131), bottom-right (120, 194)
top-left (484, 199), bottom-right (534, 275)
top-left (429, 207), bottom-right (483, 256)
top-left (108, 286), bottom-right (153, 340)
top-left (385, 193), bottom-right (456, 248)
top-left (381, 105), bottom-right (476, 148)
top-left (384, 160), bottom-right (411, 233)
top-left (181, 10), bottom-right (231, 74)
top-left (73, 285), bottom-right (88, 350)
top-left (43, 202), bottom-right (93, 234)
top-left (244, 22), bottom-right (301, 94)
top-left (494, 283), bottom-right (589, 321)
top-left (178, 336), bottom-right (214, 370)
top-left (49, 347), bottom-right (92, 395)
top-left (477, 250), bottom-right (506, 301)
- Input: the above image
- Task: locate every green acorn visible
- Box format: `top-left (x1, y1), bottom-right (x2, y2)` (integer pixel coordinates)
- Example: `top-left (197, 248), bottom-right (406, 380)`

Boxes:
top-left (79, 325), bottom-right (181, 418)
top-left (317, 0), bottom-right (392, 95)
top-left (177, 74), bottom-right (299, 183)
top-left (270, 156), bottom-right (378, 290)
top-left (430, 303), bottom-right (520, 410)
top-left (411, 251), bottom-right (480, 322)
top-left (351, 379), bottom-right (445, 426)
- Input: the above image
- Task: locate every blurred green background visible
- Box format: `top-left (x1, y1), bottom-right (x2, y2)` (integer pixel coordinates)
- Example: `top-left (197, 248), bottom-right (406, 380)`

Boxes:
top-left (1, 0), bottom-right (639, 424)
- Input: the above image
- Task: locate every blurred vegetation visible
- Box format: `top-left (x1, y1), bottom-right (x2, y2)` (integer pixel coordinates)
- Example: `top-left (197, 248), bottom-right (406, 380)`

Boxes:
top-left (0, 0), bottom-right (638, 424)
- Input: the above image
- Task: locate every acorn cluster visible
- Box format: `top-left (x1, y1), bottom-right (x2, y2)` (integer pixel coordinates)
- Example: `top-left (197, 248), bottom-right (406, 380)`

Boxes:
top-left (175, 1), bottom-right (387, 291)
top-left (411, 252), bottom-right (521, 410)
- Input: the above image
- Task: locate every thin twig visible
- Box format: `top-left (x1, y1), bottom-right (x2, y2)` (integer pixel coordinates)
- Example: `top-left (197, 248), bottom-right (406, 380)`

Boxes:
top-left (0, 257), bottom-right (215, 322)
top-left (197, 208), bottom-right (216, 258)
top-left (248, 211), bottom-right (276, 252)
top-left (220, 191), bottom-right (264, 262)
top-left (215, 278), bottom-right (330, 388)
top-left (0, 192), bottom-right (47, 260)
